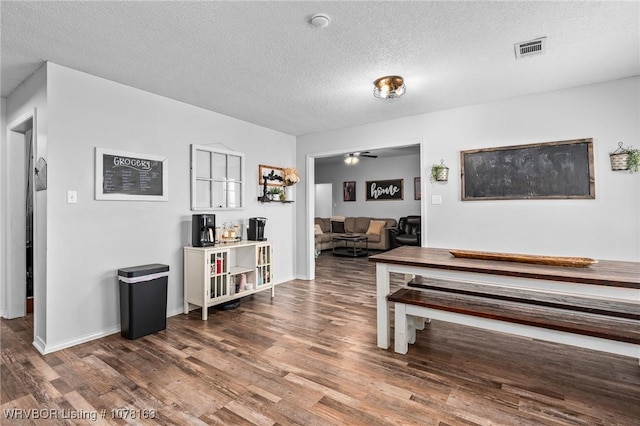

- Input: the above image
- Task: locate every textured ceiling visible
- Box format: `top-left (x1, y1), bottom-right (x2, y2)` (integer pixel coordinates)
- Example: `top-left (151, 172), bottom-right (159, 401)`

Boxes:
top-left (1, 1), bottom-right (639, 136)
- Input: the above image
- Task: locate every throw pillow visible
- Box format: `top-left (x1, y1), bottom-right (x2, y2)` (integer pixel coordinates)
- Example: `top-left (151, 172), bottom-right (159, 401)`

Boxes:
top-left (314, 224), bottom-right (323, 235)
top-left (331, 221), bottom-right (345, 233)
top-left (366, 220), bottom-right (387, 235)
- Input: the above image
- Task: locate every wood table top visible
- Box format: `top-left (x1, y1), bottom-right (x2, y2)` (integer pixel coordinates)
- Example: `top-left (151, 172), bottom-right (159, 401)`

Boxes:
top-left (369, 247), bottom-right (640, 289)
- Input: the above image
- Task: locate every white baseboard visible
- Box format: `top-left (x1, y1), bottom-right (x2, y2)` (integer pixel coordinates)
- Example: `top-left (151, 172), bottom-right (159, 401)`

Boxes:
top-left (32, 335), bottom-right (47, 354)
top-left (31, 286), bottom-right (295, 354)
top-left (167, 307), bottom-right (184, 317)
top-left (33, 308), bottom-right (186, 354)
top-left (37, 325), bottom-right (120, 355)
top-left (274, 276), bottom-right (295, 285)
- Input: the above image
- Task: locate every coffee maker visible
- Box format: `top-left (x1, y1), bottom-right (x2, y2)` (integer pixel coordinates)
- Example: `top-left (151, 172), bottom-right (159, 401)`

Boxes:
top-left (192, 214), bottom-right (216, 247)
top-left (247, 217), bottom-right (267, 241)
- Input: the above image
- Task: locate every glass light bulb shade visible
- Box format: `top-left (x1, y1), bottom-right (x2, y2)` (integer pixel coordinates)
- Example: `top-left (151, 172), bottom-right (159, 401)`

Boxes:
top-left (344, 156), bottom-right (359, 165)
top-left (373, 75), bottom-right (405, 99)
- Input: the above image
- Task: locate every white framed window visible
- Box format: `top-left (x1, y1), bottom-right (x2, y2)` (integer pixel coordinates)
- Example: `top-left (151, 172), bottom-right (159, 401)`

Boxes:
top-left (191, 144), bottom-right (244, 210)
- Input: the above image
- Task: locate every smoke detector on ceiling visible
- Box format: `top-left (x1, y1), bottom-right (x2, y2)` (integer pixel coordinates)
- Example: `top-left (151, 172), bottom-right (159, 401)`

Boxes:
top-left (514, 37), bottom-right (547, 59)
top-left (310, 14), bottom-right (330, 28)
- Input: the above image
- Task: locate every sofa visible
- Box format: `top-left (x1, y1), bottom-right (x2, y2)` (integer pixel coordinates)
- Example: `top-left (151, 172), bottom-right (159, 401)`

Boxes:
top-left (314, 217), bottom-right (397, 251)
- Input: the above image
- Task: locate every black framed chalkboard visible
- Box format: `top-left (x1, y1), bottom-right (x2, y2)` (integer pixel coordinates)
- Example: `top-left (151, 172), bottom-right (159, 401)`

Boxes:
top-left (95, 148), bottom-right (168, 201)
top-left (461, 138), bottom-right (595, 201)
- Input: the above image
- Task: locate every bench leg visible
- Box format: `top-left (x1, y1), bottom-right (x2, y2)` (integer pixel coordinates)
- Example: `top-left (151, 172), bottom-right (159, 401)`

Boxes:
top-left (405, 316), bottom-right (430, 344)
top-left (407, 317), bottom-right (418, 344)
top-left (410, 315), bottom-right (429, 331)
top-left (395, 306), bottom-right (432, 353)
top-left (394, 303), bottom-right (412, 354)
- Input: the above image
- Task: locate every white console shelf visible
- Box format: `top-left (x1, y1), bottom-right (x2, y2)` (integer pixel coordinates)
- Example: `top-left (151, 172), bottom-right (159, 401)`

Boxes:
top-left (184, 241), bottom-right (274, 320)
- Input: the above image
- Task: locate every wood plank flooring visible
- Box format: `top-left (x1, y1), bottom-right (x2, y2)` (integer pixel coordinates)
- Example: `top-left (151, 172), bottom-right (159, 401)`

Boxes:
top-left (2, 252), bottom-right (640, 425)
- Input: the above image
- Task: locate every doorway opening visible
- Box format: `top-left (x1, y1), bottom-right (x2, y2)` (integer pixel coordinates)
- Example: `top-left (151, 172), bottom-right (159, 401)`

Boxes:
top-left (7, 114), bottom-right (35, 321)
top-left (26, 129), bottom-right (34, 313)
top-left (306, 140), bottom-right (425, 280)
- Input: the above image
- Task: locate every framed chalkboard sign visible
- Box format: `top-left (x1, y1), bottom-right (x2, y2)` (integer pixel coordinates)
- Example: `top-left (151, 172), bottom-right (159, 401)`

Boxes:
top-left (461, 138), bottom-right (595, 201)
top-left (95, 148), bottom-right (168, 201)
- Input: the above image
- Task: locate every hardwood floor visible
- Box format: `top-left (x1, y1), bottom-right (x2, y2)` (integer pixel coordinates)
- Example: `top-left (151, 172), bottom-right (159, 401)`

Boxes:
top-left (2, 252), bottom-right (640, 425)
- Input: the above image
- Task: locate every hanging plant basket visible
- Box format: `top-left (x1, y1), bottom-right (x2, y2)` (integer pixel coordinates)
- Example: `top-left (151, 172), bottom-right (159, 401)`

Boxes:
top-left (430, 160), bottom-right (449, 182)
top-left (610, 142), bottom-right (640, 172)
top-left (610, 152), bottom-right (629, 171)
top-left (609, 142), bottom-right (630, 171)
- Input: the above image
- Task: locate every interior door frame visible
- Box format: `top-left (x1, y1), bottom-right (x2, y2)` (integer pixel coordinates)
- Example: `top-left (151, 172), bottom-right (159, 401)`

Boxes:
top-left (5, 111), bottom-right (36, 320)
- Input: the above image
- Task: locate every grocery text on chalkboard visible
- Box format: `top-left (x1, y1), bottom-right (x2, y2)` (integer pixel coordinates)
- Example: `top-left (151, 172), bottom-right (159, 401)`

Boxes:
top-left (95, 148), bottom-right (168, 201)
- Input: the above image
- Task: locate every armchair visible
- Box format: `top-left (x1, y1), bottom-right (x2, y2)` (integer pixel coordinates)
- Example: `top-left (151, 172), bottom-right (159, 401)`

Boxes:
top-left (389, 215), bottom-right (421, 248)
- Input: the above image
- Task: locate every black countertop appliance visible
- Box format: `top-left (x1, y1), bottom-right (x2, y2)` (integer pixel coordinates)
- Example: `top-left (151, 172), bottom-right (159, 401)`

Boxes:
top-left (192, 214), bottom-right (215, 247)
top-left (248, 217), bottom-right (267, 241)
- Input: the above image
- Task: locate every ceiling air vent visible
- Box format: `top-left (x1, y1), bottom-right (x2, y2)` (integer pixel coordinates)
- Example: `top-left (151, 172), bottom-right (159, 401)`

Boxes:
top-left (514, 37), bottom-right (546, 59)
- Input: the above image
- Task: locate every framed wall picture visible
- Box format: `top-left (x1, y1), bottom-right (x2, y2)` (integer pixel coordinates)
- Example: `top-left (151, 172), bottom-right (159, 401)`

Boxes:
top-left (343, 181), bottom-right (356, 201)
top-left (461, 138), bottom-right (595, 201)
top-left (414, 177), bottom-right (421, 200)
top-left (366, 179), bottom-right (403, 201)
top-left (258, 164), bottom-right (284, 187)
top-left (95, 147), bottom-right (168, 201)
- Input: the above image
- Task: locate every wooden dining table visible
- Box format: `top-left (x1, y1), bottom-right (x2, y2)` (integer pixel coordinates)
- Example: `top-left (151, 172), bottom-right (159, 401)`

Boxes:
top-left (369, 246), bottom-right (640, 356)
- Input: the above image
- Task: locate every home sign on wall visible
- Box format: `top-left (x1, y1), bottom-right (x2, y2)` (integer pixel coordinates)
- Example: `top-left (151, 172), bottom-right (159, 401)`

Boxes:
top-left (366, 179), bottom-right (403, 201)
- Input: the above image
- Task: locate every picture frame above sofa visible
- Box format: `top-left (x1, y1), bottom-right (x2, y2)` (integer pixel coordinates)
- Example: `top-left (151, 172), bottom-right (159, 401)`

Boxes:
top-left (343, 181), bottom-right (356, 202)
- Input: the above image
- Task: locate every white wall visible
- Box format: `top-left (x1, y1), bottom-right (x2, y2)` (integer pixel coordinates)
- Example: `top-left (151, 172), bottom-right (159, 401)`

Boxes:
top-left (4, 62), bottom-right (296, 353)
top-left (315, 153), bottom-right (420, 219)
top-left (296, 77), bottom-right (640, 278)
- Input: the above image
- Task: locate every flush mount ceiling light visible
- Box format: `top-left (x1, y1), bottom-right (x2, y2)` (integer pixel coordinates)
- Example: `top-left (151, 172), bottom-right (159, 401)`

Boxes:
top-left (373, 75), bottom-right (405, 99)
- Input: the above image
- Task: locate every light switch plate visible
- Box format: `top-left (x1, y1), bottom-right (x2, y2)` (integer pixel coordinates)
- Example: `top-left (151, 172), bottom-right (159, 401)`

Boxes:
top-left (67, 190), bottom-right (77, 204)
top-left (431, 195), bottom-right (442, 205)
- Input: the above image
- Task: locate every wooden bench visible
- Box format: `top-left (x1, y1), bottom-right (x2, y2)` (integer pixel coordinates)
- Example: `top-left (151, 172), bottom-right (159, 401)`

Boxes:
top-left (388, 278), bottom-right (640, 357)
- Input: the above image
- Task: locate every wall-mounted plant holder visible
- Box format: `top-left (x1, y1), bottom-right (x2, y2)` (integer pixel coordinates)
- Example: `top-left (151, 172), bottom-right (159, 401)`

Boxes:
top-left (610, 142), bottom-right (640, 173)
top-left (430, 160), bottom-right (449, 182)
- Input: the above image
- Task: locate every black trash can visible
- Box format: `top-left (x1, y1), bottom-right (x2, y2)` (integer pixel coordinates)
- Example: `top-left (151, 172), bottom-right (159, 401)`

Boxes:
top-left (118, 263), bottom-right (169, 340)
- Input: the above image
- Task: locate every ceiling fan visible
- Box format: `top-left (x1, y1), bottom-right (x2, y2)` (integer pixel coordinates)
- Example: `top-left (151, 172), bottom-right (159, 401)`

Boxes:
top-left (350, 151), bottom-right (378, 158)
top-left (344, 151), bottom-right (378, 165)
